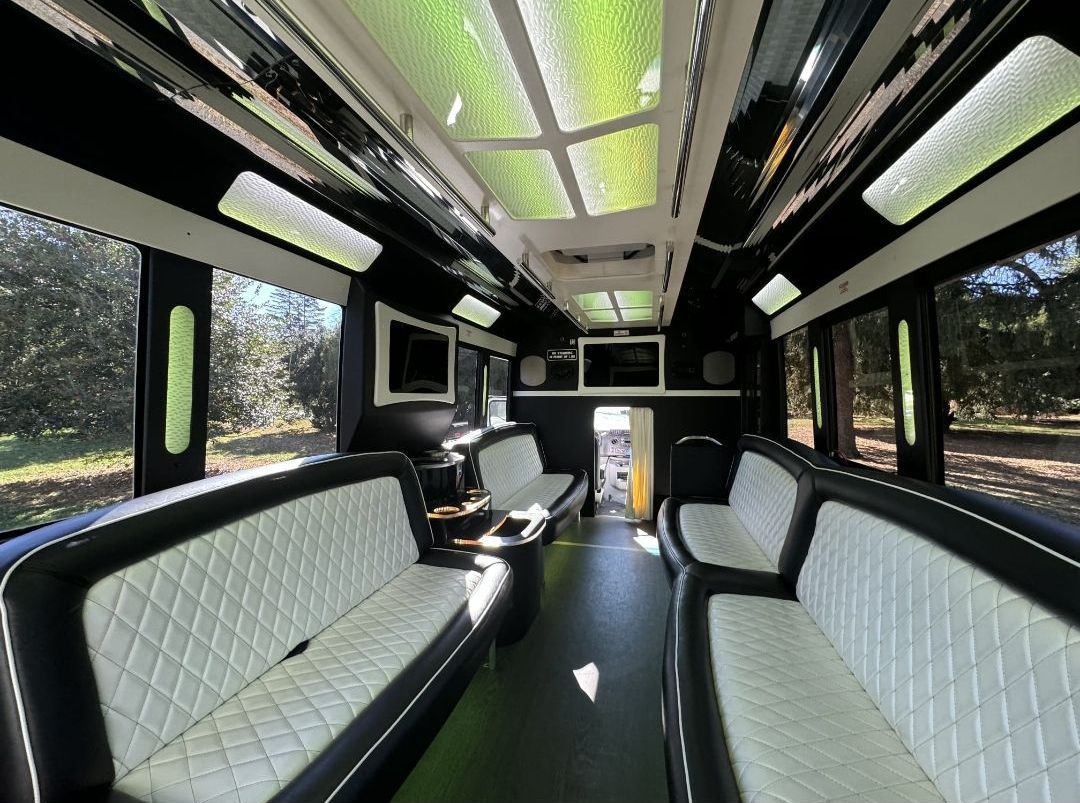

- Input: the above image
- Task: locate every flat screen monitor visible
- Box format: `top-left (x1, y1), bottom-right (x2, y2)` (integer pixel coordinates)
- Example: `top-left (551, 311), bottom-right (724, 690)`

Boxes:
top-left (580, 336), bottom-right (665, 393)
top-left (374, 302), bottom-right (456, 406)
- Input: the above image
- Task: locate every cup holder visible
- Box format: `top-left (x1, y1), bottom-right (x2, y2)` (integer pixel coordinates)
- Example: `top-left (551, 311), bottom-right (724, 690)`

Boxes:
top-left (433, 505), bottom-right (461, 515)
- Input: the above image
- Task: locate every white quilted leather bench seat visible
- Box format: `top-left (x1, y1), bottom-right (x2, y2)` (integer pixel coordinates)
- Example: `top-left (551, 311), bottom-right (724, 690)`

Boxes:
top-left (457, 423), bottom-right (588, 544)
top-left (659, 435), bottom-right (824, 583)
top-left (0, 452), bottom-right (511, 803)
top-left (664, 455), bottom-right (1080, 803)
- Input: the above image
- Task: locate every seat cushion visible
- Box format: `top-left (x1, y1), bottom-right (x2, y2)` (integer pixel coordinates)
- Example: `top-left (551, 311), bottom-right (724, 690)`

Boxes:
top-left (475, 433), bottom-right (544, 508)
top-left (678, 503), bottom-right (774, 572)
top-left (501, 472), bottom-right (575, 514)
top-left (709, 594), bottom-right (943, 802)
top-left (115, 562), bottom-right (482, 802)
top-left (727, 450), bottom-right (799, 567)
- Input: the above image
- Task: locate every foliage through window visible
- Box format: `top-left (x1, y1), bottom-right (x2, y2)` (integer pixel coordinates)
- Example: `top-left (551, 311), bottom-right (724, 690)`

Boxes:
top-left (832, 308), bottom-right (896, 472)
top-left (936, 231), bottom-right (1079, 525)
top-left (0, 205), bottom-right (140, 531)
top-left (487, 356), bottom-right (509, 426)
top-left (207, 271), bottom-right (341, 474)
top-left (783, 328), bottom-right (813, 447)
top-left (449, 346), bottom-right (479, 440)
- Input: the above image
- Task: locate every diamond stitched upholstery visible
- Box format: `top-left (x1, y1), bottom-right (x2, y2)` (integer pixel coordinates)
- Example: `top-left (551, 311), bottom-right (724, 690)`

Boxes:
top-left (709, 595), bottom-right (944, 802)
top-left (727, 451), bottom-right (798, 567)
top-left (797, 501), bottom-right (1080, 802)
top-left (501, 473), bottom-right (575, 515)
top-left (476, 433), bottom-right (544, 508)
top-left (83, 476), bottom-right (419, 777)
top-left (678, 504), bottom-right (774, 572)
top-left (115, 563), bottom-right (480, 802)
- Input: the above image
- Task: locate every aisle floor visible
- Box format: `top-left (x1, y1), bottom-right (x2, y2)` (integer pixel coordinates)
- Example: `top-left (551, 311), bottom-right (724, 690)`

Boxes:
top-left (393, 516), bottom-right (671, 803)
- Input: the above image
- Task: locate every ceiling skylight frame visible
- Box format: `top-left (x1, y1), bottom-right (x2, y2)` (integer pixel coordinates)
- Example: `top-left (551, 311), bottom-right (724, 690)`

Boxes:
top-left (218, 171), bottom-right (383, 273)
top-left (567, 123), bottom-right (660, 216)
top-left (863, 36), bottom-right (1080, 225)
top-left (466, 149), bottom-right (575, 220)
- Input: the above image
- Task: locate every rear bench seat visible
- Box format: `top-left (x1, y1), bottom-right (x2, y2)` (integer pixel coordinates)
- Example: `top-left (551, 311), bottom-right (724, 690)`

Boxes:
top-left (664, 461), bottom-right (1080, 802)
top-left (0, 452), bottom-right (511, 803)
top-left (658, 435), bottom-right (829, 583)
top-left (457, 422), bottom-right (588, 544)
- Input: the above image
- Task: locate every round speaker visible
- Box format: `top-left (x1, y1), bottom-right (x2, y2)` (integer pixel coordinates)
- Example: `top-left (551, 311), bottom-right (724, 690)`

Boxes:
top-left (520, 355), bottom-right (546, 387)
top-left (703, 351), bottom-right (735, 385)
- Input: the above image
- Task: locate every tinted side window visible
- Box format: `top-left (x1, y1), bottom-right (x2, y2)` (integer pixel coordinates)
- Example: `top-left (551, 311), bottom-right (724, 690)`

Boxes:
top-left (832, 308), bottom-right (896, 472)
top-left (936, 231), bottom-right (1079, 525)
top-left (784, 328), bottom-right (813, 447)
top-left (487, 356), bottom-right (509, 426)
top-left (0, 205), bottom-right (140, 531)
top-left (207, 271), bottom-right (341, 474)
top-left (449, 346), bottom-right (479, 440)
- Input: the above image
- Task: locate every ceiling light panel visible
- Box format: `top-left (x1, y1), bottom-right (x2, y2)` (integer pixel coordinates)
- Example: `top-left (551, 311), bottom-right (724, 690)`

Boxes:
top-left (586, 308), bottom-right (619, 323)
top-left (573, 292), bottom-right (613, 310)
top-left (218, 172), bottom-right (383, 272)
top-left (344, 0), bottom-right (541, 141)
top-left (568, 124), bottom-right (659, 215)
top-left (614, 289), bottom-right (653, 307)
top-left (864, 36), bottom-right (1080, 225)
top-left (620, 307), bottom-right (653, 321)
top-left (752, 273), bottom-right (801, 315)
top-left (452, 294), bottom-right (501, 327)
top-left (466, 150), bottom-right (574, 219)
top-left (516, 0), bottom-right (663, 132)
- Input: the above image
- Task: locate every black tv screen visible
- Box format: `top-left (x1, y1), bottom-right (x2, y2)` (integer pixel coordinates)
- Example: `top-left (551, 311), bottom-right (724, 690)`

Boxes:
top-left (582, 342), bottom-right (661, 387)
top-left (388, 320), bottom-right (450, 393)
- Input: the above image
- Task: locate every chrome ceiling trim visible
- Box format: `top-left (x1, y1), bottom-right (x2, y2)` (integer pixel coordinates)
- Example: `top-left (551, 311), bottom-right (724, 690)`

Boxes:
top-left (671, 0), bottom-right (717, 219)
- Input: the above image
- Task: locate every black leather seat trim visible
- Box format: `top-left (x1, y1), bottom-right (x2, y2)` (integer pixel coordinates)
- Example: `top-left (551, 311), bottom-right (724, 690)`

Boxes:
top-left (266, 549), bottom-right (511, 803)
top-left (657, 498), bottom-right (692, 582)
top-left (0, 452), bottom-right (501, 803)
top-left (663, 568), bottom-right (795, 803)
top-left (456, 423), bottom-right (587, 543)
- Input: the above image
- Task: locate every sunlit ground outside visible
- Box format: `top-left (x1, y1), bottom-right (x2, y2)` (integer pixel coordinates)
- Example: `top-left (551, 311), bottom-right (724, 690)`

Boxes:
top-left (0, 420), bottom-right (332, 531)
top-left (786, 416), bottom-right (1080, 525)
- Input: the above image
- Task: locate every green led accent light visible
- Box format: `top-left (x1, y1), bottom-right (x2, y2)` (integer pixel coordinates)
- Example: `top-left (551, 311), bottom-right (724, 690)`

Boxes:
top-left (346, 0), bottom-right (540, 141)
top-left (752, 273), bottom-right (801, 315)
top-left (864, 36), bottom-right (1080, 225)
top-left (466, 150), bottom-right (574, 220)
top-left (586, 309), bottom-right (619, 323)
top-left (452, 293), bottom-right (501, 328)
top-left (164, 306), bottom-right (194, 455)
top-left (516, 0), bottom-right (662, 132)
top-left (614, 290), bottom-right (653, 307)
top-left (620, 307), bottom-right (653, 322)
top-left (812, 346), bottom-right (823, 429)
top-left (219, 172), bottom-right (383, 273)
top-left (573, 292), bottom-right (613, 310)
top-left (568, 124), bottom-right (659, 215)
top-left (898, 320), bottom-right (917, 446)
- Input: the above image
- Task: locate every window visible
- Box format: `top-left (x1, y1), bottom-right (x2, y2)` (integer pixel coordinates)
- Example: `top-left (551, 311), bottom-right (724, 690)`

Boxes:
top-left (935, 231), bottom-right (1079, 525)
top-left (832, 308), bottom-right (896, 471)
top-left (783, 328), bottom-right (814, 447)
top-left (487, 356), bottom-right (510, 426)
top-left (0, 204), bottom-right (140, 531)
top-left (449, 346), bottom-right (479, 440)
top-left (207, 271), bottom-right (341, 475)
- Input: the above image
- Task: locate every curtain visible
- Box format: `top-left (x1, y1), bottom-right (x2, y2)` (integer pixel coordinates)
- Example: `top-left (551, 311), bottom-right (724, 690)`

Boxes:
top-left (625, 407), bottom-right (654, 520)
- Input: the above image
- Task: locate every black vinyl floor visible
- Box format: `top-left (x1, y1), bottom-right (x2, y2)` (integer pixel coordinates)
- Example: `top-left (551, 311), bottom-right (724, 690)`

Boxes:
top-left (393, 517), bottom-right (671, 803)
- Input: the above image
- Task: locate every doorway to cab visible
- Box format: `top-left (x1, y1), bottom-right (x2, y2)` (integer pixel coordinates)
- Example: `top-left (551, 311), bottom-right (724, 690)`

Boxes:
top-left (594, 407), bottom-right (631, 517)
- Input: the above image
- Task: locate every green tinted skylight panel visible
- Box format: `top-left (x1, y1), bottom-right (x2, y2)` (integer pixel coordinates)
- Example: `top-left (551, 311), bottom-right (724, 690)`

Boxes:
top-left (864, 36), bottom-right (1080, 225)
top-left (620, 307), bottom-right (653, 322)
top-left (586, 308), bottom-right (618, 323)
top-left (752, 274), bottom-right (801, 315)
top-left (614, 290), bottom-right (652, 307)
top-left (467, 150), bottom-right (574, 219)
top-left (573, 292), bottom-right (613, 310)
top-left (346, 0), bottom-right (540, 140)
top-left (516, 0), bottom-right (662, 132)
top-left (568, 124), bottom-right (658, 215)
top-left (219, 172), bottom-right (383, 272)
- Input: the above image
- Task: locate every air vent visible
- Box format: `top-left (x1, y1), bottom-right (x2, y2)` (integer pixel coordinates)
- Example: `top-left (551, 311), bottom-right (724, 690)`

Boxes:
top-left (550, 243), bottom-right (655, 264)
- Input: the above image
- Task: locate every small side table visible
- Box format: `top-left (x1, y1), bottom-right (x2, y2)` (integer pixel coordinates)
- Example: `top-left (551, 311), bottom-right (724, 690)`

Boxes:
top-left (438, 508), bottom-right (544, 645)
